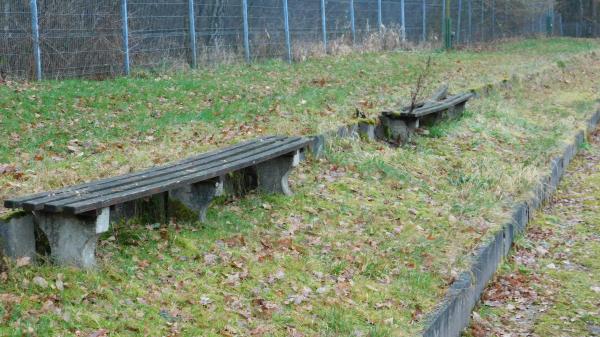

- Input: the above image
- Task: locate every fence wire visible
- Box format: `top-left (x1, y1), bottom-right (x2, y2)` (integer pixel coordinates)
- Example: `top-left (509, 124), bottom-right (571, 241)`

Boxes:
top-left (0, 1), bottom-right (32, 78)
top-left (0, 0), bottom-right (588, 80)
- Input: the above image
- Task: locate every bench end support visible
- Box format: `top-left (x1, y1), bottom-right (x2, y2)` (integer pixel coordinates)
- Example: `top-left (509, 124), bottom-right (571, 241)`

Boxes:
top-left (255, 151), bottom-right (299, 196)
top-left (169, 179), bottom-right (219, 223)
top-left (0, 212), bottom-right (36, 261)
top-left (35, 207), bottom-right (110, 269)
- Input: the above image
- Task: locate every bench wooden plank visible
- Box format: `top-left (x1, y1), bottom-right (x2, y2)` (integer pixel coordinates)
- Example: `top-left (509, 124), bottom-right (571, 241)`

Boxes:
top-left (61, 137), bottom-right (309, 214)
top-left (4, 137), bottom-right (278, 209)
top-left (7, 137), bottom-right (307, 214)
top-left (40, 137), bottom-right (305, 213)
top-left (410, 92), bottom-right (473, 117)
top-left (17, 137), bottom-right (285, 211)
top-left (382, 92), bottom-right (473, 119)
top-left (50, 136), bottom-right (307, 212)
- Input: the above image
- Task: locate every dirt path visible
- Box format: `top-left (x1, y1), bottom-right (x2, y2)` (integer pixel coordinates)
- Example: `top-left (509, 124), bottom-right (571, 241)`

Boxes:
top-left (465, 130), bottom-right (600, 337)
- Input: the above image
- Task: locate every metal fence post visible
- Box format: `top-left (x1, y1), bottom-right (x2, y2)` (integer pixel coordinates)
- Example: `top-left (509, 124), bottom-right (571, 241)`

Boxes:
top-left (282, 0), bottom-right (292, 63)
top-left (400, 0), bottom-right (406, 41)
top-left (481, 0), bottom-right (484, 41)
top-left (242, 0), bottom-right (250, 62)
top-left (422, 0), bottom-right (426, 42)
top-left (457, 0), bottom-right (462, 44)
top-left (444, 0), bottom-right (451, 49)
top-left (350, 0), bottom-right (356, 45)
top-left (579, 0), bottom-right (583, 37)
top-left (188, 0), bottom-right (197, 68)
top-left (321, 0), bottom-right (327, 51)
top-left (120, 0), bottom-right (130, 75)
top-left (467, 0), bottom-right (472, 43)
top-left (441, 0), bottom-right (446, 43)
top-left (377, 0), bottom-right (382, 32)
top-left (29, 0), bottom-right (42, 80)
top-left (491, 0), bottom-right (495, 40)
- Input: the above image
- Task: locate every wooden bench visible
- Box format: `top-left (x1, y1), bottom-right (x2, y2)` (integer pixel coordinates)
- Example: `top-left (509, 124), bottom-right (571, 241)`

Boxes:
top-left (3, 136), bottom-right (311, 268)
top-left (379, 87), bottom-right (473, 144)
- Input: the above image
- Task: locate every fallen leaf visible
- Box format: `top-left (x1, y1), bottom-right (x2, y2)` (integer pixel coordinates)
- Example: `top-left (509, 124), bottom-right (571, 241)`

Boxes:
top-left (32, 276), bottom-right (48, 289)
top-left (56, 279), bottom-right (64, 291)
top-left (16, 256), bottom-right (31, 267)
top-left (250, 326), bottom-right (270, 336)
top-left (88, 329), bottom-right (108, 337)
top-left (200, 295), bottom-right (213, 306)
top-left (252, 298), bottom-right (279, 317)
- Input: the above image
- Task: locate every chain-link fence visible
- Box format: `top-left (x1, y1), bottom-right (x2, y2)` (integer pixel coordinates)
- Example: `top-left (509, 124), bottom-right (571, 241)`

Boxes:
top-left (0, 0), bottom-right (590, 80)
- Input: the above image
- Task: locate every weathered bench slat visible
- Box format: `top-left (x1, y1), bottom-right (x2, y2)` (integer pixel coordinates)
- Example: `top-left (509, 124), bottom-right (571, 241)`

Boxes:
top-left (40, 137), bottom-right (304, 213)
top-left (410, 93), bottom-right (473, 117)
top-left (5, 137), bottom-right (277, 209)
top-left (382, 92), bottom-right (473, 119)
top-left (17, 137), bottom-right (285, 212)
top-left (60, 137), bottom-right (308, 214)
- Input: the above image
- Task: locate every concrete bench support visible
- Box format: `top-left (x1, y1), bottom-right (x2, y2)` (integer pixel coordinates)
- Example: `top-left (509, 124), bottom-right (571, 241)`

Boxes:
top-left (169, 178), bottom-right (220, 222)
top-left (379, 116), bottom-right (419, 145)
top-left (255, 151), bottom-right (299, 196)
top-left (0, 212), bottom-right (36, 260)
top-left (357, 122), bottom-right (376, 140)
top-left (35, 207), bottom-right (110, 268)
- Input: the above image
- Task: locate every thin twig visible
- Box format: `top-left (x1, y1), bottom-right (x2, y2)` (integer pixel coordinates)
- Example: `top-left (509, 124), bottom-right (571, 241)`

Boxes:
top-left (409, 56), bottom-right (432, 113)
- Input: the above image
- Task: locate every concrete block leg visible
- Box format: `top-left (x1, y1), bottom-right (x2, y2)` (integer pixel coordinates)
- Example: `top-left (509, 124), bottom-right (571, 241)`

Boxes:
top-left (336, 126), bottom-right (349, 138)
top-left (347, 124), bottom-right (359, 139)
top-left (254, 151), bottom-right (299, 196)
top-left (309, 135), bottom-right (325, 158)
top-left (358, 122), bottom-right (376, 140)
top-left (0, 212), bottom-right (36, 260)
top-left (379, 115), bottom-right (412, 145)
top-left (169, 178), bottom-right (219, 222)
top-left (35, 208), bottom-right (109, 268)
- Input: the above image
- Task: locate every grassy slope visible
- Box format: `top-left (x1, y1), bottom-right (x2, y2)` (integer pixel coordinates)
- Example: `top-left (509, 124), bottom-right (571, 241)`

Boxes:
top-left (0, 39), bottom-right (600, 336)
top-left (466, 131), bottom-right (600, 337)
top-left (1, 38), bottom-right (599, 206)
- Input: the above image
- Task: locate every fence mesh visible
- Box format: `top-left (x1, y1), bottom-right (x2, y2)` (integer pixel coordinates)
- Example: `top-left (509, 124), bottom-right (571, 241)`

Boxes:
top-left (0, 1), bottom-right (32, 78)
top-left (0, 0), bottom-right (593, 80)
top-left (129, 1), bottom-right (189, 69)
top-left (195, 0), bottom-right (244, 63)
top-left (38, 0), bottom-right (122, 78)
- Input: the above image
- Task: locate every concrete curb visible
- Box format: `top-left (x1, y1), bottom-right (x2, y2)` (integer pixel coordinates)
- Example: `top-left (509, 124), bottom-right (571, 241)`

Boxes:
top-left (421, 108), bottom-right (600, 337)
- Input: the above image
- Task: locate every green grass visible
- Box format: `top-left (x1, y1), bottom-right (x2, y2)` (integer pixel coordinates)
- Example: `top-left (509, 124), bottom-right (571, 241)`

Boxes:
top-left (0, 38), bottom-right (598, 163)
top-left (2, 38), bottom-right (600, 336)
top-left (1, 39), bottom-right (598, 203)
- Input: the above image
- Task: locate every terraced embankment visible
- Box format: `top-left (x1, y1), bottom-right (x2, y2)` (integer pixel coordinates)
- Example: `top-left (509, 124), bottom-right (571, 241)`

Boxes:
top-left (1, 39), bottom-right (600, 336)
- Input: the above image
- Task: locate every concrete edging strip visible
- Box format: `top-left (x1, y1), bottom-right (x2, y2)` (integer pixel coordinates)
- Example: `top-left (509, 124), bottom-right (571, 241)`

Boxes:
top-left (421, 109), bottom-right (600, 337)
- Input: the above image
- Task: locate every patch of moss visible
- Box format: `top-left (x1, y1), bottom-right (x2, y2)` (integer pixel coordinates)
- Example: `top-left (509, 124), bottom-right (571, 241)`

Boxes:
top-left (357, 117), bottom-right (378, 125)
top-left (0, 210), bottom-right (28, 222)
